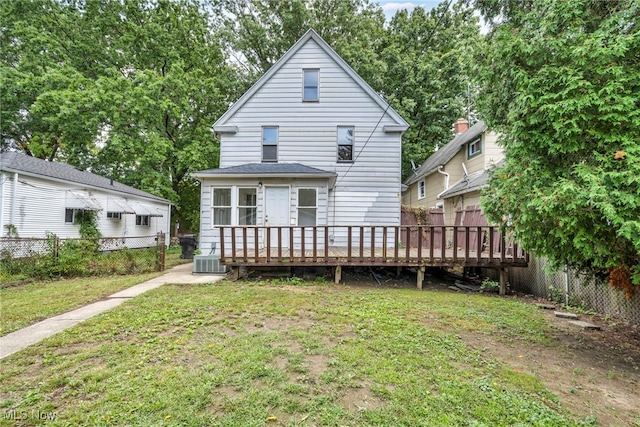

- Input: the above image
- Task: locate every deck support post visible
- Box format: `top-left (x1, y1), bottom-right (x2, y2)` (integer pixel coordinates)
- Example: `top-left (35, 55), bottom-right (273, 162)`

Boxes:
top-left (417, 266), bottom-right (425, 290)
top-left (396, 266), bottom-right (402, 277)
top-left (229, 267), bottom-right (240, 282)
top-left (499, 268), bottom-right (508, 296)
top-left (334, 265), bottom-right (342, 284)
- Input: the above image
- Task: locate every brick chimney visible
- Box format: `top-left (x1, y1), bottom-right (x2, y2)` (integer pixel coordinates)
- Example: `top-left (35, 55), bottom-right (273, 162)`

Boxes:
top-left (453, 118), bottom-right (469, 135)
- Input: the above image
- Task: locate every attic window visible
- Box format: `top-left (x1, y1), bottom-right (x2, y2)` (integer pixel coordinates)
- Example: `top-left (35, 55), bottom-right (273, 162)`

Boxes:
top-left (468, 137), bottom-right (482, 158)
top-left (303, 69), bottom-right (319, 102)
top-left (418, 180), bottom-right (425, 199)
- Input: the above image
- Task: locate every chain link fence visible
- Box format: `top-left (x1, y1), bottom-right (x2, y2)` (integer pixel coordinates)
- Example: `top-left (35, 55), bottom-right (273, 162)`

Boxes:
top-left (508, 256), bottom-right (640, 325)
top-left (1, 234), bottom-right (166, 281)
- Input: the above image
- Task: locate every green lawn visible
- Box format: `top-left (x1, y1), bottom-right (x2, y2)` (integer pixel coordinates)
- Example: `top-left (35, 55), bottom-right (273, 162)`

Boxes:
top-left (0, 252), bottom-right (187, 336)
top-left (0, 279), bottom-right (597, 426)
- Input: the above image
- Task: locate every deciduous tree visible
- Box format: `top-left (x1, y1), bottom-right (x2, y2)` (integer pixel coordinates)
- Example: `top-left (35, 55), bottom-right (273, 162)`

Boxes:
top-left (1, 0), bottom-right (238, 231)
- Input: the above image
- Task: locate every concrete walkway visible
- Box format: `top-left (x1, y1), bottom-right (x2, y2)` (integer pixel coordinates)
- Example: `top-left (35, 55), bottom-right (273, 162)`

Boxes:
top-left (0, 263), bottom-right (224, 360)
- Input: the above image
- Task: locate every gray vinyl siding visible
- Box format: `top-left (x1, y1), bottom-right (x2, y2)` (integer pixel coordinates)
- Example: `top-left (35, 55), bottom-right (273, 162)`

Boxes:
top-left (1, 173), bottom-right (170, 239)
top-left (217, 39), bottom-right (402, 230)
top-left (199, 177), bottom-right (331, 252)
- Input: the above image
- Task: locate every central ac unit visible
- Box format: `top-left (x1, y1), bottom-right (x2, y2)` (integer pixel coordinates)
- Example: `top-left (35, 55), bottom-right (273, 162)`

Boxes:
top-left (193, 254), bottom-right (228, 274)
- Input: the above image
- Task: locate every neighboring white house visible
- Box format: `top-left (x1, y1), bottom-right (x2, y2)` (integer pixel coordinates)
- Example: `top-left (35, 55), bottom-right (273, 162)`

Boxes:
top-left (193, 29), bottom-right (408, 251)
top-left (0, 152), bottom-right (171, 240)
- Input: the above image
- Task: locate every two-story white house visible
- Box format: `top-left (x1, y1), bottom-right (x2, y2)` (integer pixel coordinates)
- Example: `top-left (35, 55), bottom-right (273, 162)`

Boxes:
top-left (194, 29), bottom-right (408, 254)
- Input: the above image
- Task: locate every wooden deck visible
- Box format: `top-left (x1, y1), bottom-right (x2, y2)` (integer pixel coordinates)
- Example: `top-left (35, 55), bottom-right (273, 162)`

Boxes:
top-left (217, 225), bottom-right (527, 267)
top-left (216, 225), bottom-right (527, 292)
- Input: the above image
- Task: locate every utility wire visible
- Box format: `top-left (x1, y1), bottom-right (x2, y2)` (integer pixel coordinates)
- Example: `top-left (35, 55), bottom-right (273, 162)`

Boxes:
top-left (333, 0), bottom-right (456, 189)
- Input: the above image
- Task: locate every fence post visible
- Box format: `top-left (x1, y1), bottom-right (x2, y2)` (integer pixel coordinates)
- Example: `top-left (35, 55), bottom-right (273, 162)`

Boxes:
top-left (157, 232), bottom-right (166, 271)
top-left (54, 235), bottom-right (60, 260)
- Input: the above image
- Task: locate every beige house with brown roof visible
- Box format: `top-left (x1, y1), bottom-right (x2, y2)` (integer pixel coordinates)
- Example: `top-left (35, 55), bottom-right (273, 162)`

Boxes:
top-left (402, 119), bottom-right (503, 225)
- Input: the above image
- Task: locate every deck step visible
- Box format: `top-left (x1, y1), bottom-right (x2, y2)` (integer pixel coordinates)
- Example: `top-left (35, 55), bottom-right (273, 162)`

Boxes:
top-left (567, 320), bottom-right (601, 330)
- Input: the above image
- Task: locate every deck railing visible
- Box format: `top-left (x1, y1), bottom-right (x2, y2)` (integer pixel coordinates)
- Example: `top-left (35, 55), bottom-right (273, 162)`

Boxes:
top-left (216, 225), bottom-right (528, 268)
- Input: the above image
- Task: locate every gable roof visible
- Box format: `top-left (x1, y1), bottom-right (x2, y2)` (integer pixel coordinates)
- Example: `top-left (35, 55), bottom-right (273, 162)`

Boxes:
top-left (193, 162), bottom-right (338, 188)
top-left (0, 152), bottom-right (170, 203)
top-left (404, 120), bottom-right (487, 186)
top-left (439, 159), bottom-right (504, 199)
top-left (212, 28), bottom-right (408, 131)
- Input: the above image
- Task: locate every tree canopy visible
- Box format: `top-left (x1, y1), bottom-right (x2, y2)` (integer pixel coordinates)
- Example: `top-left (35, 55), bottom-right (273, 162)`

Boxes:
top-left (476, 0), bottom-right (640, 295)
top-left (1, 0), bottom-right (480, 231)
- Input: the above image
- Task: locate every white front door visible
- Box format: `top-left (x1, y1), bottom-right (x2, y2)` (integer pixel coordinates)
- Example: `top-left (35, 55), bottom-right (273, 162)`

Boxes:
top-left (264, 186), bottom-right (290, 247)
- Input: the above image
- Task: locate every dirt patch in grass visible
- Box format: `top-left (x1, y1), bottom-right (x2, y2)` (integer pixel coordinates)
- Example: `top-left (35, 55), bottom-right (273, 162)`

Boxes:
top-left (329, 267), bottom-right (640, 427)
top-left (458, 307), bottom-right (640, 427)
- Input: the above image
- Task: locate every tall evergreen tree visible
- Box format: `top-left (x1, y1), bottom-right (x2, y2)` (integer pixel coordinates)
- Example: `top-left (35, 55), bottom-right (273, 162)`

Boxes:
top-left (475, 0), bottom-right (640, 295)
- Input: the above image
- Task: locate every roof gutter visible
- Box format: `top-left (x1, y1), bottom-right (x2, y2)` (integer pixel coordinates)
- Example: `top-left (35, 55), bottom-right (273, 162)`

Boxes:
top-left (436, 166), bottom-right (450, 199)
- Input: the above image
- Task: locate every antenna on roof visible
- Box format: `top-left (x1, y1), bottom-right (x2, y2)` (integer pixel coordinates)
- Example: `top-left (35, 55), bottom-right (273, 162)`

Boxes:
top-left (411, 161), bottom-right (417, 171)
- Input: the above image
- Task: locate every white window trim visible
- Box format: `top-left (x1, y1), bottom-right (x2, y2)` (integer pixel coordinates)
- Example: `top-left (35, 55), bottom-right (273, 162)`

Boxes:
top-left (418, 180), bottom-right (426, 200)
top-left (136, 215), bottom-right (150, 226)
top-left (211, 186), bottom-right (233, 226)
top-left (238, 187), bottom-right (257, 226)
top-left (337, 125), bottom-right (354, 163)
top-left (468, 137), bottom-right (482, 158)
top-left (65, 208), bottom-right (77, 224)
top-left (107, 212), bottom-right (122, 220)
top-left (302, 69), bottom-right (319, 102)
top-left (211, 185), bottom-right (260, 227)
top-left (296, 188), bottom-right (318, 226)
top-left (262, 126), bottom-right (278, 163)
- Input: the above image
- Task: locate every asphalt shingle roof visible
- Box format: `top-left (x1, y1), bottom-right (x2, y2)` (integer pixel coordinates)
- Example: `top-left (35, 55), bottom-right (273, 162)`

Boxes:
top-left (438, 159), bottom-right (504, 199)
top-left (0, 152), bottom-right (170, 202)
top-left (194, 163), bottom-right (337, 177)
top-left (405, 121), bottom-right (487, 186)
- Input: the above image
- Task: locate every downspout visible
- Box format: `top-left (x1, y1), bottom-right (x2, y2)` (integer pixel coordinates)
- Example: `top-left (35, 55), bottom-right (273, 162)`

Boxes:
top-left (10, 172), bottom-right (18, 226)
top-left (436, 166), bottom-right (450, 199)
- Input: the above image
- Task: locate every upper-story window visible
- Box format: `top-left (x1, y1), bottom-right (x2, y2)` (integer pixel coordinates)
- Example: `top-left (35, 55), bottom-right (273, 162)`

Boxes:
top-left (468, 137), bottom-right (482, 158)
top-left (418, 180), bottom-right (425, 199)
top-left (262, 126), bottom-right (278, 163)
top-left (303, 69), bottom-right (319, 102)
top-left (337, 126), bottom-right (354, 162)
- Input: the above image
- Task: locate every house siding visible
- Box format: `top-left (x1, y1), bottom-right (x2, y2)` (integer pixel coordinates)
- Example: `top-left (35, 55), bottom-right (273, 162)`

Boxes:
top-left (216, 38), bottom-right (401, 227)
top-left (199, 177), bottom-right (332, 252)
top-left (1, 173), bottom-right (170, 239)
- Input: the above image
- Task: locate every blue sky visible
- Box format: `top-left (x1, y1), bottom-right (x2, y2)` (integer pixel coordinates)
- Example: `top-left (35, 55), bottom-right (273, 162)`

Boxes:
top-left (376, 1), bottom-right (442, 19)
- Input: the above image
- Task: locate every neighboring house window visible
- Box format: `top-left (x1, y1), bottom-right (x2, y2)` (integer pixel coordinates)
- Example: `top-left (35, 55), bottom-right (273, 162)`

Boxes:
top-left (136, 215), bottom-right (150, 226)
top-left (212, 187), bottom-right (232, 225)
top-left (65, 208), bottom-right (76, 223)
top-left (262, 127), bottom-right (278, 163)
top-left (298, 188), bottom-right (317, 226)
top-left (468, 137), bottom-right (482, 158)
top-left (303, 69), bottom-right (319, 101)
top-left (107, 212), bottom-right (122, 220)
top-left (418, 180), bottom-right (425, 199)
top-left (238, 188), bottom-right (257, 225)
top-left (337, 126), bottom-right (354, 162)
